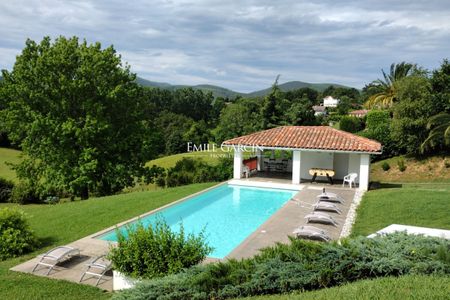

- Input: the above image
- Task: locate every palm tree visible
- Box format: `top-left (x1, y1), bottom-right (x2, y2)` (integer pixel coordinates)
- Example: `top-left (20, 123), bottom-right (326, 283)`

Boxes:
top-left (365, 62), bottom-right (415, 109)
top-left (421, 113), bottom-right (450, 152)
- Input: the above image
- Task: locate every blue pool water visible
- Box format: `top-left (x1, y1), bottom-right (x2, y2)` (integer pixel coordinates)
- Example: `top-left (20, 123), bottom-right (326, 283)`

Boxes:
top-left (98, 184), bottom-right (297, 258)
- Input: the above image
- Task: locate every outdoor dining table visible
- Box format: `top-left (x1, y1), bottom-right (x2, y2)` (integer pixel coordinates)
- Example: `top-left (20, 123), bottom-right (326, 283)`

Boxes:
top-left (309, 168), bottom-right (335, 184)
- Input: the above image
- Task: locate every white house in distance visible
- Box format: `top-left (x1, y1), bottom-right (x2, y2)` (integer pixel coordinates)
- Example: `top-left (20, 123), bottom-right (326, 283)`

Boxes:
top-left (222, 126), bottom-right (382, 191)
top-left (323, 96), bottom-right (340, 107)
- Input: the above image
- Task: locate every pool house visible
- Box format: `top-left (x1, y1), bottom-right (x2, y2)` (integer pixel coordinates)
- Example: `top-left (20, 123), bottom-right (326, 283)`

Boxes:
top-left (222, 126), bottom-right (382, 191)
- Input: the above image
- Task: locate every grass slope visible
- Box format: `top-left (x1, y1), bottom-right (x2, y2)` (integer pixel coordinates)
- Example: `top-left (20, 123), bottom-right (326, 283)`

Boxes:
top-left (351, 184), bottom-right (450, 236)
top-left (245, 275), bottom-right (450, 300)
top-left (371, 155), bottom-right (450, 183)
top-left (147, 148), bottom-right (231, 169)
top-left (0, 147), bottom-right (21, 182)
top-left (0, 183), bottom-right (215, 300)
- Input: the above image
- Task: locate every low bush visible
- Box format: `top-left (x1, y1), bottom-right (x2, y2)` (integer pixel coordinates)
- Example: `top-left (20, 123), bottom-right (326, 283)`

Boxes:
top-left (161, 157), bottom-right (233, 188)
top-left (108, 218), bottom-right (213, 279)
top-left (339, 116), bottom-right (363, 133)
top-left (381, 162), bottom-right (390, 171)
top-left (0, 177), bottom-right (14, 202)
top-left (0, 207), bottom-right (38, 260)
top-left (397, 158), bottom-right (407, 172)
top-left (10, 181), bottom-right (41, 204)
top-left (113, 233), bottom-right (450, 300)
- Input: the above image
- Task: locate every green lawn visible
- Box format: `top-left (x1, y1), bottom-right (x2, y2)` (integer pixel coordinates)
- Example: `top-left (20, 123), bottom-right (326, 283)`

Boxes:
top-left (351, 184), bottom-right (450, 236)
top-left (244, 275), bottom-right (450, 300)
top-left (0, 147), bottom-right (21, 182)
top-left (0, 182), bottom-right (216, 300)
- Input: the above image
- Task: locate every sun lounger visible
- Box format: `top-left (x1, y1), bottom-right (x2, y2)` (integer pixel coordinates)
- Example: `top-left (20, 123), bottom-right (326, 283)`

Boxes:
top-left (316, 189), bottom-right (345, 203)
top-left (79, 255), bottom-right (112, 286)
top-left (314, 201), bottom-right (342, 214)
top-left (293, 225), bottom-right (331, 242)
top-left (305, 212), bottom-right (338, 226)
top-left (32, 246), bottom-right (80, 275)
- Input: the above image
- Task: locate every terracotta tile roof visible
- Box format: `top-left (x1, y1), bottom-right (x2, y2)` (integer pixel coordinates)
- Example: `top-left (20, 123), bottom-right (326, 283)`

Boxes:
top-left (222, 126), bottom-right (382, 153)
top-left (349, 109), bottom-right (369, 116)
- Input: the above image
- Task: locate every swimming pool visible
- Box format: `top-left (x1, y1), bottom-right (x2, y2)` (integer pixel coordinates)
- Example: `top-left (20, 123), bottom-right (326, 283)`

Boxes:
top-left (98, 184), bottom-right (297, 258)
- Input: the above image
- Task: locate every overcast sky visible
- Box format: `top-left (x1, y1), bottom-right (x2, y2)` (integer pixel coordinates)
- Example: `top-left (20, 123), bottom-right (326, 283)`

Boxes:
top-left (1, 1), bottom-right (449, 92)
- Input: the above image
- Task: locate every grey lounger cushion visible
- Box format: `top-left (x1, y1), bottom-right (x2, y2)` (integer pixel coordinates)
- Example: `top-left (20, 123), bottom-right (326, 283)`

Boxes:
top-left (293, 225), bottom-right (331, 242)
top-left (314, 201), bottom-right (342, 214)
top-left (305, 212), bottom-right (338, 226)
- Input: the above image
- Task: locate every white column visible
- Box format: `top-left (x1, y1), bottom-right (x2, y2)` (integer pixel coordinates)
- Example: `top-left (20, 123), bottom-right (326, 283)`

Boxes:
top-left (359, 154), bottom-right (370, 191)
top-left (233, 149), bottom-right (243, 179)
top-left (292, 150), bottom-right (301, 184)
top-left (256, 149), bottom-right (263, 171)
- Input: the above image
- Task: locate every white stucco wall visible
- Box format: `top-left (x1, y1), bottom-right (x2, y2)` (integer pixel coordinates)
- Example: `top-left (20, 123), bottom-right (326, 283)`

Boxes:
top-left (233, 150), bottom-right (243, 179)
top-left (292, 150), bottom-right (301, 184)
top-left (348, 153), bottom-right (360, 184)
top-left (359, 154), bottom-right (371, 191)
top-left (300, 152), bottom-right (334, 179)
top-left (333, 153), bottom-right (349, 179)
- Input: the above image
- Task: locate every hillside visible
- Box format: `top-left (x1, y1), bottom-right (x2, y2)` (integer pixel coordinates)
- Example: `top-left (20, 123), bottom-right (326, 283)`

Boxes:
top-left (136, 77), bottom-right (354, 99)
top-left (246, 81), bottom-right (352, 97)
top-left (370, 155), bottom-right (450, 183)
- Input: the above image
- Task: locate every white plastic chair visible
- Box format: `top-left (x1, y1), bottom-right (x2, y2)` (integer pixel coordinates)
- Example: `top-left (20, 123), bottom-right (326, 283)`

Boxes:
top-left (343, 173), bottom-right (358, 188)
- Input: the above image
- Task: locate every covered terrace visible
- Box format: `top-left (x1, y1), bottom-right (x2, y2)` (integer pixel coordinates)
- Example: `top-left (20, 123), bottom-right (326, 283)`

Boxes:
top-left (222, 126), bottom-right (382, 191)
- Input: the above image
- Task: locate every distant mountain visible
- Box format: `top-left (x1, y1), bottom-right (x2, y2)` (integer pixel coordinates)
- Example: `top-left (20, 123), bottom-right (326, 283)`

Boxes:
top-left (246, 81), bottom-right (352, 98)
top-left (136, 77), bottom-right (243, 98)
top-left (136, 76), bottom-right (354, 99)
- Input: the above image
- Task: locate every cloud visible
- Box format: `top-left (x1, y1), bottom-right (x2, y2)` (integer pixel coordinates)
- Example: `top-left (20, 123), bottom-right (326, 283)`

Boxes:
top-left (0, 0), bottom-right (449, 92)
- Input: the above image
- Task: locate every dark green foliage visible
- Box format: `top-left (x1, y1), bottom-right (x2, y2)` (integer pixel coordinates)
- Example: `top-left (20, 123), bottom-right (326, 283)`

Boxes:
top-left (170, 88), bottom-right (214, 121)
top-left (286, 98), bottom-right (316, 126)
top-left (0, 208), bottom-right (38, 260)
top-left (339, 116), bottom-right (363, 133)
top-left (261, 78), bottom-right (282, 129)
top-left (163, 157), bottom-right (233, 188)
top-left (336, 96), bottom-right (352, 115)
top-left (366, 110), bottom-right (390, 129)
top-left (213, 99), bottom-right (260, 143)
top-left (0, 36), bottom-right (155, 199)
top-left (285, 87), bottom-right (319, 104)
top-left (322, 86), bottom-right (360, 102)
top-left (10, 181), bottom-right (41, 204)
top-left (155, 112), bottom-right (194, 154)
top-left (361, 110), bottom-right (397, 159)
top-left (0, 177), bottom-right (14, 202)
top-left (108, 219), bottom-right (212, 279)
top-left (397, 158), bottom-right (407, 172)
top-left (430, 59), bottom-right (450, 113)
top-left (391, 76), bottom-right (436, 155)
top-left (143, 165), bottom-right (166, 185)
top-left (381, 162), bottom-right (390, 171)
top-left (113, 233), bottom-right (450, 300)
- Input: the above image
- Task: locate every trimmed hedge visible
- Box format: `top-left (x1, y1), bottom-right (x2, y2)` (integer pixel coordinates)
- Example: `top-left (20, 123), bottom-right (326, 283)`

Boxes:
top-left (113, 233), bottom-right (450, 300)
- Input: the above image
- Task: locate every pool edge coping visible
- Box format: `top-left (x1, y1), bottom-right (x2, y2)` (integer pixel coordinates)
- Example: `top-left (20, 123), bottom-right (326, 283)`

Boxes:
top-left (88, 181), bottom-right (228, 241)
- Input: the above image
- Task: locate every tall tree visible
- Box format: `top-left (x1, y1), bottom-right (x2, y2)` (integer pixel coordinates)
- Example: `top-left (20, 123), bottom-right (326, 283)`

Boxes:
top-left (390, 75), bottom-right (435, 154)
top-left (0, 36), bottom-right (155, 199)
top-left (261, 76), bottom-right (282, 129)
top-left (420, 113), bottom-right (450, 152)
top-left (365, 62), bottom-right (415, 109)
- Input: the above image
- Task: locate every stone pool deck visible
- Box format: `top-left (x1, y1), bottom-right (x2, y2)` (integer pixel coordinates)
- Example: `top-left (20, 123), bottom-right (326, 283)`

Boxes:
top-left (11, 183), bottom-right (357, 291)
top-left (226, 186), bottom-right (356, 259)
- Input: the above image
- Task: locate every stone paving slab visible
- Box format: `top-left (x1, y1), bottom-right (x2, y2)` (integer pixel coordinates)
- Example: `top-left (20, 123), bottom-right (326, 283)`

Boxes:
top-left (227, 186), bottom-right (356, 259)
